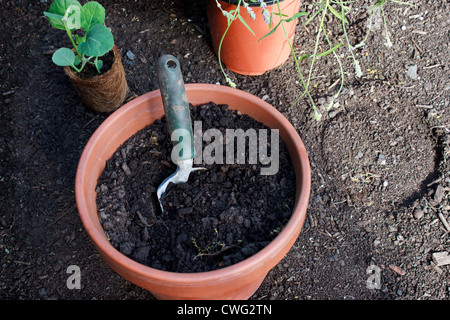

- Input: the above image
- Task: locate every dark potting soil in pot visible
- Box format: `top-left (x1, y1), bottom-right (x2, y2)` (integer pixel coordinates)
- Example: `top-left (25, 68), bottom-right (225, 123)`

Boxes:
top-left (78, 50), bottom-right (115, 79)
top-left (96, 102), bottom-right (296, 272)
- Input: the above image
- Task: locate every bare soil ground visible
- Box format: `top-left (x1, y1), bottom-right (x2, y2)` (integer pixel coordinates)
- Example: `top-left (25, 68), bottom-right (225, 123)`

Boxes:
top-left (0, 0), bottom-right (449, 300)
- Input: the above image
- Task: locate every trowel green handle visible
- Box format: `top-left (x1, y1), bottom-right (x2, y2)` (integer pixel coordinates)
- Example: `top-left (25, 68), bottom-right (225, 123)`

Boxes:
top-left (156, 55), bottom-right (194, 161)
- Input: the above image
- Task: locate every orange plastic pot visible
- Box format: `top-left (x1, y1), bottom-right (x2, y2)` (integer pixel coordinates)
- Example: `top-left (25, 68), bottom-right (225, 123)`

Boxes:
top-left (75, 84), bottom-right (311, 300)
top-left (206, 0), bottom-right (302, 75)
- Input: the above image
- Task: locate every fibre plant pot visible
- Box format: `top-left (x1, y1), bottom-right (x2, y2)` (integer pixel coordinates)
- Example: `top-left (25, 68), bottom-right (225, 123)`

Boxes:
top-left (75, 84), bottom-right (311, 300)
top-left (64, 45), bottom-right (128, 113)
top-left (206, 0), bottom-right (302, 75)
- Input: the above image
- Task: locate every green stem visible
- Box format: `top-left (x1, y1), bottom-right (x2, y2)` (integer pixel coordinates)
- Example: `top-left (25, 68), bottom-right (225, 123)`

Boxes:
top-left (380, 5), bottom-right (390, 42)
top-left (216, 0), bottom-right (242, 87)
top-left (71, 64), bottom-right (82, 73)
top-left (63, 21), bottom-right (79, 56)
top-left (79, 56), bottom-right (94, 73)
top-left (274, 0), bottom-right (322, 119)
top-left (321, 23), bottom-right (344, 107)
top-left (306, 1), bottom-right (329, 90)
top-left (217, 22), bottom-right (232, 83)
top-left (340, 1), bottom-right (356, 62)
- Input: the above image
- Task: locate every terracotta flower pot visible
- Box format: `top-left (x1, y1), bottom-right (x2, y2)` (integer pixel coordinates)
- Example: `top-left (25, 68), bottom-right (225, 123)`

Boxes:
top-left (206, 0), bottom-right (302, 75)
top-left (64, 45), bottom-right (128, 113)
top-left (75, 84), bottom-right (310, 300)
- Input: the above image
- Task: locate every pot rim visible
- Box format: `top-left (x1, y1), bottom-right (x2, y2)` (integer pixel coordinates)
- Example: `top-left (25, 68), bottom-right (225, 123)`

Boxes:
top-left (64, 45), bottom-right (122, 82)
top-left (75, 83), bottom-right (311, 286)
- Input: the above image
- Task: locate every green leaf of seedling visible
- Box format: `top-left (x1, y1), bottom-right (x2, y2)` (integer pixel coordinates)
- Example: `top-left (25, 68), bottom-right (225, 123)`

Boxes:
top-left (43, 11), bottom-right (64, 30)
top-left (373, 0), bottom-right (388, 7)
top-left (238, 15), bottom-right (255, 36)
top-left (316, 43), bottom-right (343, 57)
top-left (43, 11), bottom-right (64, 20)
top-left (298, 43), bottom-right (343, 62)
top-left (45, 0), bottom-right (82, 30)
top-left (94, 58), bottom-right (103, 73)
top-left (81, 1), bottom-right (105, 32)
top-left (299, 54), bottom-right (311, 62)
top-left (64, 5), bottom-right (82, 30)
top-left (273, 12), bottom-right (289, 18)
top-left (78, 24), bottom-right (114, 57)
top-left (327, 4), bottom-right (348, 24)
top-left (305, 6), bottom-right (323, 26)
top-left (75, 34), bottom-right (86, 45)
top-left (285, 12), bottom-right (309, 23)
top-left (52, 47), bottom-right (76, 67)
top-left (258, 21), bottom-right (281, 43)
top-left (74, 54), bottom-right (82, 66)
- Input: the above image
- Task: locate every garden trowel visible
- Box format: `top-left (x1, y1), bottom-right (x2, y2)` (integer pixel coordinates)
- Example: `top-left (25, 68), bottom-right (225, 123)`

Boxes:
top-left (156, 54), bottom-right (205, 214)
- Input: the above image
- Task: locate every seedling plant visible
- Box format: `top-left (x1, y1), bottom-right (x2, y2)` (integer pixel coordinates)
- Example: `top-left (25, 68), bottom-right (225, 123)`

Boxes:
top-left (44, 0), bottom-right (114, 73)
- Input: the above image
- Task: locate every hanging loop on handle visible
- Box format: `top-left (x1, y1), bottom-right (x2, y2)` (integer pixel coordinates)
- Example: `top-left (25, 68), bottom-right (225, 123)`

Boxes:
top-left (156, 54), bottom-right (194, 162)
